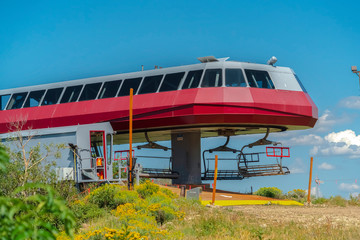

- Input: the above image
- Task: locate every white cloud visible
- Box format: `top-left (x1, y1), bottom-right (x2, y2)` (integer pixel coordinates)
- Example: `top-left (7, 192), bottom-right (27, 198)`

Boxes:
top-left (339, 96), bottom-right (360, 109)
top-left (325, 130), bottom-right (360, 146)
top-left (339, 183), bottom-right (360, 192)
top-left (309, 130), bottom-right (360, 158)
top-left (318, 162), bottom-right (335, 170)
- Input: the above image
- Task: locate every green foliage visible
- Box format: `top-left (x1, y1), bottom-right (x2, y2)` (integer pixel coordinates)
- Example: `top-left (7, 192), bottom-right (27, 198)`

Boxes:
top-left (0, 184), bottom-right (75, 240)
top-left (68, 200), bottom-right (105, 228)
top-left (0, 146), bottom-right (9, 171)
top-left (114, 189), bottom-right (139, 205)
top-left (312, 197), bottom-right (328, 205)
top-left (145, 193), bottom-right (181, 224)
top-left (255, 187), bottom-right (283, 199)
top-left (88, 184), bottom-right (126, 209)
top-left (349, 193), bottom-right (360, 206)
top-left (286, 189), bottom-right (306, 203)
top-left (136, 180), bottom-right (160, 198)
top-left (160, 187), bottom-right (177, 199)
top-left (329, 195), bottom-right (347, 207)
top-left (0, 142), bottom-right (64, 197)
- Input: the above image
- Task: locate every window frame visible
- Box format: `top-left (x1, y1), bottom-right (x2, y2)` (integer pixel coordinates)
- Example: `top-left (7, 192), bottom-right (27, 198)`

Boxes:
top-left (23, 90), bottom-right (46, 108)
top-left (200, 68), bottom-right (223, 88)
top-left (40, 87), bottom-right (64, 106)
top-left (6, 92), bottom-right (29, 110)
top-left (158, 72), bottom-right (186, 92)
top-left (0, 94), bottom-right (11, 111)
top-left (225, 68), bottom-right (248, 87)
top-left (244, 69), bottom-right (275, 89)
top-left (98, 80), bottom-right (123, 99)
top-left (60, 85), bottom-right (84, 104)
top-left (137, 74), bottom-right (164, 95)
top-left (180, 69), bottom-right (205, 89)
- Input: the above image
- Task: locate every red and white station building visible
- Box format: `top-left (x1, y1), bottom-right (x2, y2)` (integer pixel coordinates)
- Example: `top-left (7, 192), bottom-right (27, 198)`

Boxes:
top-left (0, 56), bottom-right (317, 184)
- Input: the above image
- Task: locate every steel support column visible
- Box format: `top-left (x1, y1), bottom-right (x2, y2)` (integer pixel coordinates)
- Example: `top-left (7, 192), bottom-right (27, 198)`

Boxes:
top-left (171, 131), bottom-right (202, 184)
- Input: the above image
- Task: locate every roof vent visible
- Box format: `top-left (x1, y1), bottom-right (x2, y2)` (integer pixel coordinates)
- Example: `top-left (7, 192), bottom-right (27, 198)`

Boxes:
top-left (198, 56), bottom-right (230, 63)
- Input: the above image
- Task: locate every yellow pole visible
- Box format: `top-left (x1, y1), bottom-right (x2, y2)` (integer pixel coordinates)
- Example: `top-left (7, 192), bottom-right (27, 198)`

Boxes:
top-left (211, 155), bottom-right (218, 205)
top-left (129, 88), bottom-right (133, 190)
top-left (307, 157), bottom-right (313, 204)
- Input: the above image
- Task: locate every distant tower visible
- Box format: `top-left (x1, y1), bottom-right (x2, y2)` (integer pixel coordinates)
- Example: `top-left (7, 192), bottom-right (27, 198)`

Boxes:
top-left (314, 176), bottom-right (323, 198)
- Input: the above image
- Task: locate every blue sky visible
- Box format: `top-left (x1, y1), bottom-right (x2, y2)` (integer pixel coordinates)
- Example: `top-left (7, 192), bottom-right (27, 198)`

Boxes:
top-left (1, 0), bottom-right (360, 198)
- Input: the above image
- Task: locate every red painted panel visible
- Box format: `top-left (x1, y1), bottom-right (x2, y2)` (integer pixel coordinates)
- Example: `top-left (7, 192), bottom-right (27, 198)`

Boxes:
top-left (0, 87), bottom-right (317, 134)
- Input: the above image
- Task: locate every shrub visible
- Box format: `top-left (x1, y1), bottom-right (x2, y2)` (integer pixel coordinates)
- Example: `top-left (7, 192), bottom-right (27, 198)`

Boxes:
top-left (329, 195), bottom-right (347, 207)
top-left (114, 189), bottom-right (139, 205)
top-left (145, 193), bottom-right (182, 224)
top-left (88, 184), bottom-right (125, 209)
top-left (68, 199), bottom-right (105, 228)
top-left (312, 197), bottom-right (328, 205)
top-left (136, 180), bottom-right (160, 199)
top-left (0, 184), bottom-right (75, 240)
top-left (255, 187), bottom-right (283, 199)
top-left (160, 187), bottom-right (177, 199)
top-left (287, 189), bottom-right (306, 202)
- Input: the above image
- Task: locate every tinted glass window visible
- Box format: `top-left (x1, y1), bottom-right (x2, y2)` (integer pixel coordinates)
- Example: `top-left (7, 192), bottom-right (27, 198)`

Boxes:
top-left (201, 69), bottom-right (223, 87)
top-left (182, 70), bottom-right (203, 89)
top-left (159, 72), bottom-right (185, 92)
top-left (98, 80), bottom-right (122, 99)
top-left (0, 94), bottom-right (10, 110)
top-left (78, 82), bottom-right (102, 101)
top-left (245, 70), bottom-right (275, 89)
top-left (118, 77), bottom-right (142, 96)
top-left (41, 88), bottom-right (63, 106)
top-left (225, 69), bottom-right (247, 87)
top-left (60, 85), bottom-right (82, 103)
top-left (138, 75), bottom-right (163, 94)
top-left (23, 90), bottom-right (45, 108)
top-left (7, 92), bottom-right (28, 110)
top-left (294, 74), bottom-right (307, 93)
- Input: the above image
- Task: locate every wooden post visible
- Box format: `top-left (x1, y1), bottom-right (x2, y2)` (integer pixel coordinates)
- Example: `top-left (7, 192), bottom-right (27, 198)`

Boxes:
top-left (128, 88), bottom-right (133, 190)
top-left (307, 157), bottom-right (313, 204)
top-left (211, 155), bottom-right (218, 205)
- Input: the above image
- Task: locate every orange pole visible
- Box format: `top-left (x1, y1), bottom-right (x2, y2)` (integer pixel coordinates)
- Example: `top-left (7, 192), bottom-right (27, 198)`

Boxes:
top-left (307, 157), bottom-right (313, 203)
top-left (129, 88), bottom-right (133, 190)
top-left (211, 155), bottom-right (218, 205)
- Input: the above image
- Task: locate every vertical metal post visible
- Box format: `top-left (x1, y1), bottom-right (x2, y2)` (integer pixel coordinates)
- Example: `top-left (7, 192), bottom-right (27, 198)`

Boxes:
top-left (211, 155), bottom-right (218, 205)
top-left (307, 157), bottom-right (313, 204)
top-left (128, 88), bottom-right (133, 190)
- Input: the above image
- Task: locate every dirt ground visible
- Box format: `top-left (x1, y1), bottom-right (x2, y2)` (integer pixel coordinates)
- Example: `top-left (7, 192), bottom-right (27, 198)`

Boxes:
top-left (230, 205), bottom-right (360, 228)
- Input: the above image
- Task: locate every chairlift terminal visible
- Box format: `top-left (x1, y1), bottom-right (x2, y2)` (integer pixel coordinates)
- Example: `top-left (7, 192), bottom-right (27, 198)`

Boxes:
top-left (0, 56), bottom-right (318, 185)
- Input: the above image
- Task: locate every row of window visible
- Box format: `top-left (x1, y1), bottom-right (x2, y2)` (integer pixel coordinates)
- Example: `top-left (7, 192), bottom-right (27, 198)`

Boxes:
top-left (0, 68), bottom-right (274, 111)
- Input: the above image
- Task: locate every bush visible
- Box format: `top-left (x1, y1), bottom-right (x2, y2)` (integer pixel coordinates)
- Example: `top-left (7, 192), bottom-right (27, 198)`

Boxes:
top-left (68, 199), bottom-right (105, 228)
top-left (312, 197), bottom-right (328, 205)
top-left (88, 184), bottom-right (125, 209)
top-left (145, 193), bottom-right (182, 224)
top-left (136, 180), bottom-right (160, 198)
top-left (329, 195), bottom-right (347, 207)
top-left (255, 187), bottom-right (283, 199)
top-left (287, 189), bottom-right (306, 202)
top-left (0, 184), bottom-right (75, 240)
top-left (160, 187), bottom-right (177, 199)
top-left (114, 189), bottom-right (139, 205)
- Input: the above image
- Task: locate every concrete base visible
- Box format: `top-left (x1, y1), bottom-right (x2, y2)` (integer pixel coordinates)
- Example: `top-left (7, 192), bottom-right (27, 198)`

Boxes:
top-left (171, 131), bottom-right (202, 185)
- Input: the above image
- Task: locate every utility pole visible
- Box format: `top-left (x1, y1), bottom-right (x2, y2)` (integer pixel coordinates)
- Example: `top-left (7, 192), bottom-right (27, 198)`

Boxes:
top-left (352, 66), bottom-right (360, 86)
